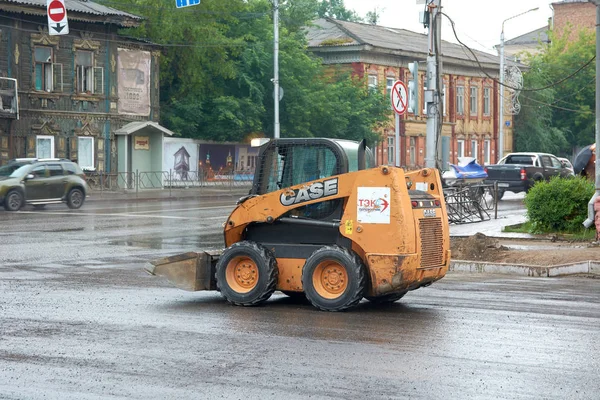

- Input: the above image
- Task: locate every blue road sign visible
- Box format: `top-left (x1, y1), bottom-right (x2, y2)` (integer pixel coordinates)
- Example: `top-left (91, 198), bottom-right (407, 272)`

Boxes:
top-left (176, 0), bottom-right (200, 8)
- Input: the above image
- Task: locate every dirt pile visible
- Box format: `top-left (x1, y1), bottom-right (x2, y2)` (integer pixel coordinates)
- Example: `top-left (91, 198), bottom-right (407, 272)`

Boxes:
top-left (451, 234), bottom-right (600, 265)
top-left (451, 233), bottom-right (507, 261)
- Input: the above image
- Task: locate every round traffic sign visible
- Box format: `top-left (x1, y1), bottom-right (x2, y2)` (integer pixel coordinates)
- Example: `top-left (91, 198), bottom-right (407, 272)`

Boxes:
top-left (391, 80), bottom-right (408, 115)
top-left (48, 0), bottom-right (66, 22)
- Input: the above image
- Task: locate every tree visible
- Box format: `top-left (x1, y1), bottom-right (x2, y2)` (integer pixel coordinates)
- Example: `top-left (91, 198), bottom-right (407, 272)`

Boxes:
top-left (516, 26), bottom-right (595, 155)
top-left (97, 0), bottom-right (388, 145)
top-left (317, 0), bottom-right (362, 22)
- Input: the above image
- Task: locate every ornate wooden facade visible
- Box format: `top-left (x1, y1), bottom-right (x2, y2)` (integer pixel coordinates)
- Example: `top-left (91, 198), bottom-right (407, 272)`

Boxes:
top-left (0, 1), bottom-right (160, 171)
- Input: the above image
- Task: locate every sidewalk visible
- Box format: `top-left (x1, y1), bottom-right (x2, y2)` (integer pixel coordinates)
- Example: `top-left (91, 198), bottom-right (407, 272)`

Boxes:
top-left (86, 186), bottom-right (251, 203)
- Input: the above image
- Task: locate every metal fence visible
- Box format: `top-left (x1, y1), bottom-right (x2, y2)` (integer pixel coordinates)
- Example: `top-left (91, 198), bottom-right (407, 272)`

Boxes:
top-left (85, 170), bottom-right (254, 192)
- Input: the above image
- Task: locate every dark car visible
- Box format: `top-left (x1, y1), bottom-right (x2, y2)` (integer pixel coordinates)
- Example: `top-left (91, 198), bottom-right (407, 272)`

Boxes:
top-left (0, 158), bottom-right (89, 211)
top-left (484, 152), bottom-right (573, 200)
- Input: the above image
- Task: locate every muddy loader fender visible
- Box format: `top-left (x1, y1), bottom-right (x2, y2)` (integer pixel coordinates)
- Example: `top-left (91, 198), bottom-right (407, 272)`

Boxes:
top-left (216, 241), bottom-right (278, 306)
top-left (301, 245), bottom-right (366, 312)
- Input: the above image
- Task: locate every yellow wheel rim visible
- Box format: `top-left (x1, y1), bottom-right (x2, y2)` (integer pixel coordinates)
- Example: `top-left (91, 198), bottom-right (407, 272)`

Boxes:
top-left (225, 256), bottom-right (259, 293)
top-left (312, 260), bottom-right (348, 299)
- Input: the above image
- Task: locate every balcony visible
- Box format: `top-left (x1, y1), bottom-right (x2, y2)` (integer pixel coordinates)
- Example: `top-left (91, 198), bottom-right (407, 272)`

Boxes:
top-left (0, 78), bottom-right (18, 119)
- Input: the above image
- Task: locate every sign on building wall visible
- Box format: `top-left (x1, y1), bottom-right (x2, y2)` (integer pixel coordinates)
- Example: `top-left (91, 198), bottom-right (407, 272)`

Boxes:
top-left (117, 49), bottom-right (151, 116)
top-left (134, 136), bottom-right (150, 150)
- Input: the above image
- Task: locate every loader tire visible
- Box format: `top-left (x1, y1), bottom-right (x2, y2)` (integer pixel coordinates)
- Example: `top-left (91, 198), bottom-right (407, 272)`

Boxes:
top-left (301, 246), bottom-right (366, 312)
top-left (216, 241), bottom-right (278, 307)
top-left (365, 291), bottom-right (407, 304)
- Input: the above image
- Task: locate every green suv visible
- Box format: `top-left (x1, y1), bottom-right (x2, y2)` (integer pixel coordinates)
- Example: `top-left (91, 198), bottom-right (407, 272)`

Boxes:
top-left (0, 158), bottom-right (89, 211)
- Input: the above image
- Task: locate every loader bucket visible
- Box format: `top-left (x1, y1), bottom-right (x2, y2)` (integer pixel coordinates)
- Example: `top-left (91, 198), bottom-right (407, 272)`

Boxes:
top-left (145, 251), bottom-right (220, 291)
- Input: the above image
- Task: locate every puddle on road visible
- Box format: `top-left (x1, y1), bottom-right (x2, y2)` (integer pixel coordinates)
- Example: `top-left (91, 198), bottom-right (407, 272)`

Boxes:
top-left (108, 238), bottom-right (223, 250)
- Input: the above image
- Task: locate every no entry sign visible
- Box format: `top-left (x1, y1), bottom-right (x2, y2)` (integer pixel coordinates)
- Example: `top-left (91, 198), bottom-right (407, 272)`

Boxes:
top-left (391, 80), bottom-right (408, 115)
top-left (47, 0), bottom-right (69, 36)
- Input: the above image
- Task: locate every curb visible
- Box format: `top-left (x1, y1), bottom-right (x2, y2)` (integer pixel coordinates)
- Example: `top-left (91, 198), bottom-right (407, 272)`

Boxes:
top-left (450, 260), bottom-right (600, 277)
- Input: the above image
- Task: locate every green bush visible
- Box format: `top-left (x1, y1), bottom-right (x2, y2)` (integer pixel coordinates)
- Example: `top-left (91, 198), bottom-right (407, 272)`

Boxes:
top-left (524, 176), bottom-right (594, 233)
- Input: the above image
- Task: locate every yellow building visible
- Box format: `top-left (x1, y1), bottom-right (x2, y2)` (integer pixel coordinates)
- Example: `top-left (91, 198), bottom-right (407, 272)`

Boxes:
top-left (306, 18), bottom-right (513, 167)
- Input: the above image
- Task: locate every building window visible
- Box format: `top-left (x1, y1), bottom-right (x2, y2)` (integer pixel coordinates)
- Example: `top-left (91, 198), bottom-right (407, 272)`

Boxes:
top-left (36, 135), bottom-right (54, 158)
top-left (368, 75), bottom-right (378, 92)
top-left (470, 87), bottom-right (478, 116)
top-left (457, 139), bottom-right (465, 158)
top-left (34, 47), bottom-right (53, 92)
top-left (471, 139), bottom-right (478, 159)
top-left (409, 137), bottom-right (416, 166)
top-left (456, 86), bottom-right (464, 115)
top-left (386, 77), bottom-right (395, 97)
top-left (387, 136), bottom-right (395, 165)
top-left (484, 139), bottom-right (491, 165)
top-left (483, 88), bottom-right (491, 116)
top-left (76, 51), bottom-right (94, 93)
top-left (78, 137), bottom-right (94, 170)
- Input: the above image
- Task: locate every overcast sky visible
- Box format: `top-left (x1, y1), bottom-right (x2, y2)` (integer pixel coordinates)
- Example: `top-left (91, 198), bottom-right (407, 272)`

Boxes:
top-left (343, 0), bottom-right (556, 54)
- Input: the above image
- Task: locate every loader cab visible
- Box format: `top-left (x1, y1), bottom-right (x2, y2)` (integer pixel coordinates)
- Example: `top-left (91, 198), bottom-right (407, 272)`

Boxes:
top-left (246, 138), bottom-right (373, 258)
top-left (250, 138), bottom-right (373, 196)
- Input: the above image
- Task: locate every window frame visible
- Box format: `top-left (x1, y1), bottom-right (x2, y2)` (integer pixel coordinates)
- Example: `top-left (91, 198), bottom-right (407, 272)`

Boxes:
top-left (470, 139), bottom-right (478, 159)
top-left (77, 136), bottom-right (95, 170)
top-left (457, 139), bottom-right (465, 159)
top-left (470, 86), bottom-right (478, 116)
top-left (456, 86), bottom-right (464, 115)
top-left (36, 135), bottom-right (55, 159)
top-left (368, 74), bottom-right (378, 92)
top-left (484, 139), bottom-right (491, 165)
top-left (483, 87), bottom-right (491, 116)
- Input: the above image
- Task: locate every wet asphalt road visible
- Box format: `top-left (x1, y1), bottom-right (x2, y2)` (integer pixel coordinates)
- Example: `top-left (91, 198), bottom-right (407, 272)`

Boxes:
top-left (1, 199), bottom-right (599, 399)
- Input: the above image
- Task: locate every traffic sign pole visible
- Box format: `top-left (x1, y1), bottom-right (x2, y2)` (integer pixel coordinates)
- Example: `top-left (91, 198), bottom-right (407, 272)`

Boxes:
top-left (390, 80), bottom-right (407, 167)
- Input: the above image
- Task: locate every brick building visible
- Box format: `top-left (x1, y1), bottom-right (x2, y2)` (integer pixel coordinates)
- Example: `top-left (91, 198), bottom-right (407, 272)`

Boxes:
top-left (552, 0), bottom-right (596, 41)
top-left (0, 0), bottom-right (161, 171)
top-left (306, 18), bottom-right (510, 168)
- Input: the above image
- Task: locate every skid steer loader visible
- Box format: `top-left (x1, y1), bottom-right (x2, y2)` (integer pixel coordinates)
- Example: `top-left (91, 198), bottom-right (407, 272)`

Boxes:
top-left (148, 138), bottom-right (450, 311)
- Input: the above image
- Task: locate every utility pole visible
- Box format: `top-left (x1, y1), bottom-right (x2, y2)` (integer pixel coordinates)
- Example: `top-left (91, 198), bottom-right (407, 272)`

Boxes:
top-left (584, 0), bottom-right (600, 230)
top-left (425, 0), bottom-right (442, 168)
top-left (273, 0), bottom-right (280, 138)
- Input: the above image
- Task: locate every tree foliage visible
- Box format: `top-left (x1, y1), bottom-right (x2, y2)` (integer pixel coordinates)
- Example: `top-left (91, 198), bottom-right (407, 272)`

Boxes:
top-left (515, 26), bottom-right (595, 156)
top-left (96, 0), bottom-right (385, 144)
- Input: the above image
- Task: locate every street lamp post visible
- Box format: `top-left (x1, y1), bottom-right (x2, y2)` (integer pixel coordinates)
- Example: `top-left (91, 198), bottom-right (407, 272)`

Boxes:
top-left (498, 7), bottom-right (538, 161)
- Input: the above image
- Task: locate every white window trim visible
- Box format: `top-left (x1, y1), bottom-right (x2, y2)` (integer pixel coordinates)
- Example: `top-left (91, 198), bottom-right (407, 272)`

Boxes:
top-left (457, 139), bottom-right (465, 158)
top-left (484, 139), bottom-right (491, 165)
top-left (471, 139), bottom-right (477, 158)
top-left (78, 136), bottom-right (95, 170)
top-left (36, 135), bottom-right (55, 159)
top-left (368, 74), bottom-right (378, 90)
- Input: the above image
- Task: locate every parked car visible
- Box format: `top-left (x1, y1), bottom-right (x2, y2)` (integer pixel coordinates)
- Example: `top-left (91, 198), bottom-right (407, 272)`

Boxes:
top-left (0, 158), bottom-right (89, 211)
top-left (558, 157), bottom-right (575, 176)
top-left (484, 152), bottom-right (572, 200)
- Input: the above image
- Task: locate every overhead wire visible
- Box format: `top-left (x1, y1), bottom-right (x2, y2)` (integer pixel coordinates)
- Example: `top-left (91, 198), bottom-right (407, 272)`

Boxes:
top-left (441, 12), bottom-right (596, 93)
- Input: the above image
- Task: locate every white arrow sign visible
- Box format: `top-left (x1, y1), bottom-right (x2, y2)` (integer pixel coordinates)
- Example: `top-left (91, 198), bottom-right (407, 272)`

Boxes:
top-left (47, 0), bottom-right (69, 36)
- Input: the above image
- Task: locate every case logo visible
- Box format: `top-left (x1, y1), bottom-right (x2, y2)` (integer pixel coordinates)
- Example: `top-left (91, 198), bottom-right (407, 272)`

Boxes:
top-left (280, 178), bottom-right (338, 206)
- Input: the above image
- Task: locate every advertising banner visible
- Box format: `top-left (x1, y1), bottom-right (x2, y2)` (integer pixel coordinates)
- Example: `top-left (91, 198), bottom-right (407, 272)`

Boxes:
top-left (117, 49), bottom-right (151, 116)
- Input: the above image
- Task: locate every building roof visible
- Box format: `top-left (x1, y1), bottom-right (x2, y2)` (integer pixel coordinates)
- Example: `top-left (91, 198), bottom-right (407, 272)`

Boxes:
top-left (503, 26), bottom-right (549, 46)
top-left (115, 121), bottom-right (175, 137)
top-left (1, 0), bottom-right (141, 25)
top-left (306, 18), bottom-right (501, 68)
